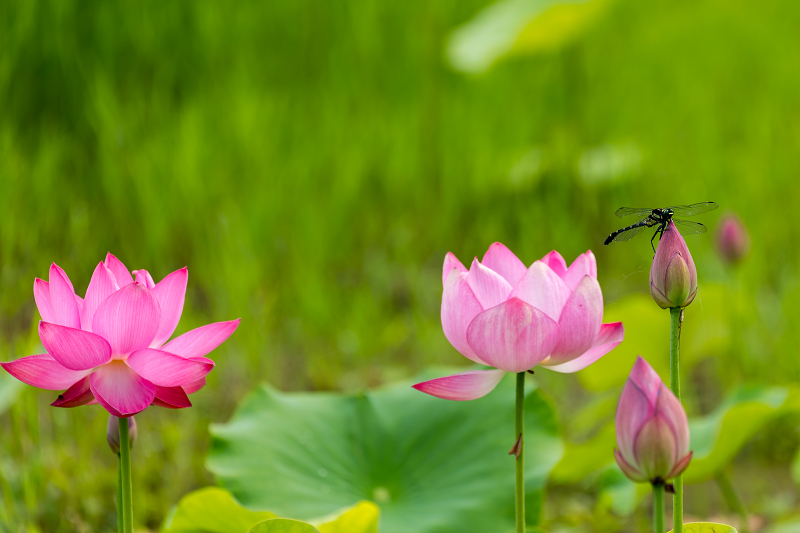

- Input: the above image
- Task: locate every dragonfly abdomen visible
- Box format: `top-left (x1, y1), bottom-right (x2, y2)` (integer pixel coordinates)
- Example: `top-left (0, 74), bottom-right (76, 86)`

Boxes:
top-left (603, 219), bottom-right (653, 245)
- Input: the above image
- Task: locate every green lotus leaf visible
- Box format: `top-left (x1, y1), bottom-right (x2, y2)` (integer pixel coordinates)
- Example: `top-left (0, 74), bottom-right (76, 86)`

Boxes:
top-left (667, 523), bottom-right (737, 533)
top-left (314, 501), bottom-right (379, 533)
top-left (207, 372), bottom-right (563, 533)
top-left (161, 486), bottom-right (276, 532)
top-left (248, 519), bottom-right (319, 533)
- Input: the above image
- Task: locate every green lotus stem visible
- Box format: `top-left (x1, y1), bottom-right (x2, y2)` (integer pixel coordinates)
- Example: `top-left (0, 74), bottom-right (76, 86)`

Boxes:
top-left (117, 456), bottom-right (124, 533)
top-left (515, 372), bottom-right (525, 533)
top-left (119, 417), bottom-right (134, 533)
top-left (669, 307), bottom-right (683, 533)
top-left (716, 470), bottom-right (748, 533)
top-left (653, 482), bottom-right (666, 533)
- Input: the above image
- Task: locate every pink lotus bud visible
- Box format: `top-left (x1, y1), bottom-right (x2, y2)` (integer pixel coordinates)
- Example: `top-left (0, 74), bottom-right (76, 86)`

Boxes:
top-left (716, 213), bottom-right (749, 263)
top-left (107, 415), bottom-right (137, 454)
top-left (615, 357), bottom-right (692, 484)
top-left (650, 221), bottom-right (697, 309)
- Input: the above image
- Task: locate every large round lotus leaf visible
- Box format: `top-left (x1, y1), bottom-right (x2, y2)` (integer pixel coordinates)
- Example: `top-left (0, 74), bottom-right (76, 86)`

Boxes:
top-left (248, 519), bottom-right (319, 533)
top-left (207, 372), bottom-right (563, 533)
top-left (162, 486), bottom-right (276, 532)
top-left (667, 523), bottom-right (737, 533)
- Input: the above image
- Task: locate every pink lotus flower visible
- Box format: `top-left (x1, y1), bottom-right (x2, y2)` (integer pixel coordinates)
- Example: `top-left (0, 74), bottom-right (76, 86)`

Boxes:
top-left (1, 254), bottom-right (240, 417)
top-left (650, 221), bottom-right (697, 309)
top-left (413, 243), bottom-right (624, 401)
top-left (716, 213), bottom-right (750, 263)
top-left (614, 356), bottom-right (692, 483)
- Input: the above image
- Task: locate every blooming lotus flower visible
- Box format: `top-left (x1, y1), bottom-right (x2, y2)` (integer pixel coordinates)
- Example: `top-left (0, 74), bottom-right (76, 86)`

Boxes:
top-left (413, 243), bottom-right (624, 401)
top-left (650, 221), bottom-right (697, 309)
top-left (108, 415), bottom-right (137, 454)
top-left (716, 213), bottom-right (750, 264)
top-left (615, 356), bottom-right (692, 483)
top-left (1, 254), bottom-right (240, 417)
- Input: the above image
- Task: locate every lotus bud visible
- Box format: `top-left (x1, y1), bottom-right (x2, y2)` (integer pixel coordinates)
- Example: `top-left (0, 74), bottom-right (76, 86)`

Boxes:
top-left (107, 415), bottom-right (137, 455)
top-left (614, 357), bottom-right (692, 484)
top-left (650, 221), bottom-right (697, 309)
top-left (716, 213), bottom-right (749, 264)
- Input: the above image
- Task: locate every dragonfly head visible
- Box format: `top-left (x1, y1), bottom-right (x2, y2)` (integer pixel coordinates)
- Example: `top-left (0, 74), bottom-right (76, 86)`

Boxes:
top-left (664, 208), bottom-right (674, 218)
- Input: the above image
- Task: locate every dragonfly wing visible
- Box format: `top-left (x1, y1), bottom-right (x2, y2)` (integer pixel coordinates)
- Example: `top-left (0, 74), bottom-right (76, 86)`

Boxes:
top-left (666, 202), bottom-right (719, 217)
top-left (611, 224), bottom-right (649, 242)
top-left (615, 207), bottom-right (654, 218)
top-left (672, 219), bottom-right (707, 235)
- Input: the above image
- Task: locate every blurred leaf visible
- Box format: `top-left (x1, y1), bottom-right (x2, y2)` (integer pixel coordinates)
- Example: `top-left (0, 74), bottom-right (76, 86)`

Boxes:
top-left (685, 386), bottom-right (800, 484)
top-left (208, 372), bottom-right (563, 533)
top-left (0, 372), bottom-right (24, 414)
top-left (314, 501), bottom-right (379, 533)
top-left (447, 0), bottom-right (612, 74)
top-left (162, 488), bottom-right (378, 533)
top-left (667, 523), bottom-right (737, 533)
top-left (161, 487), bottom-right (276, 532)
top-left (551, 424), bottom-right (615, 484)
top-left (248, 520), bottom-right (319, 533)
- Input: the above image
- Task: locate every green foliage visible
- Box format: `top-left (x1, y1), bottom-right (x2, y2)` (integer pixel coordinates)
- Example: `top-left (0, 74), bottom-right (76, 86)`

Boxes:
top-left (667, 524), bottom-right (737, 533)
top-left (685, 386), bottom-right (800, 484)
top-left (162, 487), bottom-right (378, 533)
top-left (207, 372), bottom-right (563, 533)
top-left (248, 520), bottom-right (319, 533)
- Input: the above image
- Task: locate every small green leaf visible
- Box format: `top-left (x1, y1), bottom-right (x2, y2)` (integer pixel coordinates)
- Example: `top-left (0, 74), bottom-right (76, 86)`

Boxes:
top-left (161, 486), bottom-right (276, 532)
top-left (208, 371), bottom-right (563, 533)
top-left (667, 523), bottom-right (737, 533)
top-left (248, 519), bottom-right (320, 533)
top-left (314, 501), bottom-right (379, 533)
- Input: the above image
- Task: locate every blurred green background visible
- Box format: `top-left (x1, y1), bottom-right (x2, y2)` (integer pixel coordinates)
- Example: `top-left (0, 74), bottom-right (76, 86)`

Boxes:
top-left (2, 0), bottom-right (800, 531)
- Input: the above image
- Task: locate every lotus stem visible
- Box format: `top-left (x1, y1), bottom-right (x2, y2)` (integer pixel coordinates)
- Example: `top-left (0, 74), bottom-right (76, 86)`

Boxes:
top-left (119, 417), bottom-right (133, 533)
top-left (515, 372), bottom-right (525, 533)
top-left (117, 457), bottom-right (124, 533)
top-left (653, 481), bottom-right (666, 533)
top-left (670, 307), bottom-right (683, 533)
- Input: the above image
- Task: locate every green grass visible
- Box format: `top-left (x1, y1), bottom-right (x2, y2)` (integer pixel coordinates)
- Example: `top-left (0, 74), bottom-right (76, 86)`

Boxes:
top-left (2, 0), bottom-right (800, 530)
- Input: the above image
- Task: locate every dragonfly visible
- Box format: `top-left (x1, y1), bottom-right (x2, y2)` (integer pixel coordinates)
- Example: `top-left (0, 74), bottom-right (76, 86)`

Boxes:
top-left (604, 202), bottom-right (719, 252)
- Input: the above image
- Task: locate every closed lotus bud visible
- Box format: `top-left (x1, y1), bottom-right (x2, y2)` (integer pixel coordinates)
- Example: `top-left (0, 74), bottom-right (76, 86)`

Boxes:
top-left (650, 220), bottom-right (697, 309)
top-left (615, 357), bottom-right (692, 484)
top-left (716, 213), bottom-right (749, 264)
top-left (107, 415), bottom-right (137, 454)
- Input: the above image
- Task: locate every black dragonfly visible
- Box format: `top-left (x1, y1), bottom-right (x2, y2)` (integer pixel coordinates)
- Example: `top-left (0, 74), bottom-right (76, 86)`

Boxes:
top-left (604, 202), bottom-right (719, 252)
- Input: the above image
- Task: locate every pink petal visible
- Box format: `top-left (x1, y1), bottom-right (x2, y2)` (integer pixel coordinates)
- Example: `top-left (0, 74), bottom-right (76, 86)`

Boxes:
top-left (0, 354), bottom-right (90, 390)
top-left (542, 321), bottom-right (623, 373)
top-left (442, 252), bottom-right (468, 286)
top-left (666, 451), bottom-right (693, 480)
top-left (654, 382), bottom-right (690, 458)
top-left (481, 243), bottom-right (527, 287)
top-left (90, 361), bottom-right (156, 417)
top-left (633, 415), bottom-right (679, 480)
top-left (440, 270), bottom-right (485, 365)
top-left (466, 258), bottom-right (513, 309)
top-left (561, 251), bottom-right (597, 291)
top-left (49, 263), bottom-right (80, 328)
top-left (540, 250), bottom-right (567, 278)
top-left (508, 261), bottom-right (572, 321)
top-left (152, 385), bottom-right (192, 409)
top-left (82, 262), bottom-right (119, 333)
top-left (39, 322), bottom-right (113, 371)
top-left (104, 253), bottom-right (134, 287)
top-left (133, 269), bottom-right (156, 289)
top-left (466, 297), bottom-right (559, 373)
top-left (34, 278), bottom-right (55, 323)
top-left (162, 319), bottom-right (241, 359)
top-left (628, 355), bottom-right (664, 402)
top-left (614, 448), bottom-right (647, 483)
top-left (150, 267), bottom-right (188, 348)
top-left (183, 376), bottom-right (207, 394)
top-left (549, 277), bottom-right (603, 362)
top-left (412, 369), bottom-right (506, 401)
top-left (614, 356), bottom-right (653, 465)
top-left (126, 348), bottom-right (214, 387)
top-left (92, 283), bottom-right (162, 355)
top-left (51, 376), bottom-right (95, 407)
